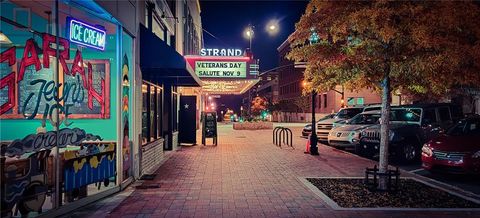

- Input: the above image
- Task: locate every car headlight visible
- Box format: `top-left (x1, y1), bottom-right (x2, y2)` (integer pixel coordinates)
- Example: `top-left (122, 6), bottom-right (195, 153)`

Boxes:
top-left (472, 151), bottom-right (480, 158)
top-left (421, 143), bottom-right (433, 157)
top-left (305, 126), bottom-right (312, 130)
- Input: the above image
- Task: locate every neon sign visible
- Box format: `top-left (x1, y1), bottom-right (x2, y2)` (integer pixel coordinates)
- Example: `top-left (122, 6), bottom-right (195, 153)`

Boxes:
top-left (67, 17), bottom-right (106, 51)
top-left (200, 48), bottom-right (243, 56)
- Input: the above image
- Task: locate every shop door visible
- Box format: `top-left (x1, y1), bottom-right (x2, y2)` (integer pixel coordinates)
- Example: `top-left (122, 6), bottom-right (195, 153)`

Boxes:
top-left (179, 96), bottom-right (197, 144)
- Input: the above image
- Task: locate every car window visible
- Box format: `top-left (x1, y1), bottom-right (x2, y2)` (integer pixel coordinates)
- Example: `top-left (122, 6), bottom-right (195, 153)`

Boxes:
top-left (363, 107), bottom-right (380, 112)
top-left (350, 113), bottom-right (381, 125)
top-left (438, 107), bottom-right (451, 121)
top-left (447, 119), bottom-right (480, 136)
top-left (422, 109), bottom-right (436, 125)
top-left (336, 108), bottom-right (363, 119)
top-left (391, 108), bottom-right (422, 122)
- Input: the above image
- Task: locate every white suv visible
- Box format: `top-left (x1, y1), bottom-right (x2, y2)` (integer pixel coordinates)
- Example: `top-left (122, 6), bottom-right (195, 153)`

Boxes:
top-left (316, 107), bottom-right (364, 142)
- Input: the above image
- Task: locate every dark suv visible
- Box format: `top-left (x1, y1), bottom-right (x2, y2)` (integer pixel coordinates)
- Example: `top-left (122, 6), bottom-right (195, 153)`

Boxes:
top-left (358, 103), bottom-right (463, 162)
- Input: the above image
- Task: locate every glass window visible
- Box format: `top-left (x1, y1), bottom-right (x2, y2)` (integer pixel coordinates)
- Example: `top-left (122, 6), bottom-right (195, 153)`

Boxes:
top-left (391, 108), bottom-right (422, 122)
top-left (336, 108), bottom-right (363, 119)
top-left (350, 113), bottom-right (381, 125)
top-left (1, 0), bottom-right (120, 213)
top-left (323, 94), bottom-right (327, 108)
top-left (422, 109), bottom-right (436, 125)
top-left (357, 97), bottom-right (364, 105)
top-left (142, 83), bottom-right (149, 145)
top-left (438, 107), bottom-right (451, 121)
top-left (157, 87), bottom-right (163, 138)
top-left (150, 86), bottom-right (156, 141)
top-left (347, 97), bottom-right (355, 106)
top-left (447, 119), bottom-right (480, 136)
top-left (173, 92), bottom-right (178, 131)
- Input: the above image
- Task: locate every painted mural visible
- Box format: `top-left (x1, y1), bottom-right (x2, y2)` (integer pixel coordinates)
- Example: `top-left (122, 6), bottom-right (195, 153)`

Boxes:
top-left (63, 142), bottom-right (116, 192)
top-left (122, 54), bottom-right (131, 180)
top-left (0, 34), bottom-right (110, 122)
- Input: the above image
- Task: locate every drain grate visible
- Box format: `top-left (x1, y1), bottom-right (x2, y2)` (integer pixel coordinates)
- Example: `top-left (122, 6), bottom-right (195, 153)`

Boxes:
top-left (139, 174), bottom-right (157, 180)
top-left (135, 184), bottom-right (160, 189)
top-left (236, 136), bottom-right (246, 138)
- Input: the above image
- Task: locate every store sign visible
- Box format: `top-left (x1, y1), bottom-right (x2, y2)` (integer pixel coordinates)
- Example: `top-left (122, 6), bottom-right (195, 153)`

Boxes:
top-left (0, 33), bottom-right (110, 122)
top-left (3, 127), bottom-right (102, 157)
top-left (67, 17), bottom-right (106, 51)
top-left (200, 48), bottom-right (242, 56)
top-left (195, 61), bottom-right (246, 78)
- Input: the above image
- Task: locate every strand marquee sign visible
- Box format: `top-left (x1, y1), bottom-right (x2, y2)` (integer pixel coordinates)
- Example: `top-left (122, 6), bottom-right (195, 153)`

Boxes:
top-left (184, 48), bottom-right (259, 94)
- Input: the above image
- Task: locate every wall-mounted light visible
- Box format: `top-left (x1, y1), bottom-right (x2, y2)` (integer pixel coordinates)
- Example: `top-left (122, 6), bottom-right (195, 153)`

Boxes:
top-left (0, 31), bottom-right (12, 45)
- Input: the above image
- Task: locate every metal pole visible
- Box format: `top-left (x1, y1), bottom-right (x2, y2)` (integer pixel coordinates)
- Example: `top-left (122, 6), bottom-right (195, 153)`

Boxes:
top-left (249, 36), bottom-right (252, 50)
top-left (309, 90), bottom-right (319, 155)
top-left (54, 0), bottom-right (61, 208)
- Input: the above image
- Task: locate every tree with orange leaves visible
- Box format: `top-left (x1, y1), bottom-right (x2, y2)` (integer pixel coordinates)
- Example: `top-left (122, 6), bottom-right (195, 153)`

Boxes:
top-left (288, 1), bottom-right (480, 190)
top-left (251, 96), bottom-right (268, 117)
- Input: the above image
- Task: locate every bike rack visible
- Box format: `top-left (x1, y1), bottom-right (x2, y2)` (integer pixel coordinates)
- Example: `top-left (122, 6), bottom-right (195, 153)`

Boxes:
top-left (273, 127), bottom-right (293, 148)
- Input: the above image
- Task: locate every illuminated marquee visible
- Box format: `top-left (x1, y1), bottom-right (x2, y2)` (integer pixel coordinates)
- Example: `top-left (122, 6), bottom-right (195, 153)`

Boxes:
top-left (67, 17), bottom-right (106, 51)
top-left (196, 61), bottom-right (246, 78)
top-left (201, 79), bottom-right (259, 94)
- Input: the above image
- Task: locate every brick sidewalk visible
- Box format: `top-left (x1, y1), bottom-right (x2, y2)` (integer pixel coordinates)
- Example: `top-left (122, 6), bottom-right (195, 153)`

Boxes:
top-left (70, 124), bottom-right (480, 218)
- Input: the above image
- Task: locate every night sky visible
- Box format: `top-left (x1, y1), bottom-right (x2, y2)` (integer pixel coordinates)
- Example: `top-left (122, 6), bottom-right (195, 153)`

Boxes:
top-left (200, 0), bottom-right (309, 71)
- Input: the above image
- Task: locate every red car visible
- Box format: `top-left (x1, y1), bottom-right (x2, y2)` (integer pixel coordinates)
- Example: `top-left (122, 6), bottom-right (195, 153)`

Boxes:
top-left (422, 116), bottom-right (480, 174)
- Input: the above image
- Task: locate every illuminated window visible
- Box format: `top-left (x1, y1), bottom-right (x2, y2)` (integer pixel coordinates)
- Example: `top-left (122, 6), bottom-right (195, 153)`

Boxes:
top-left (356, 97), bottom-right (364, 105)
top-left (323, 94), bottom-right (327, 108)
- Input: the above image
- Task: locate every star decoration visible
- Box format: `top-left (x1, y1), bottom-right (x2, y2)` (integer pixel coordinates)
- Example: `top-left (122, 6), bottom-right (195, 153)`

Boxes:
top-left (184, 104), bottom-right (189, 109)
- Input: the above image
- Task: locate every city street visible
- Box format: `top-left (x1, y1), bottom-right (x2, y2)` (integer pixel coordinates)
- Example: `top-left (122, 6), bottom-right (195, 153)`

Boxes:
top-left (66, 123), bottom-right (479, 218)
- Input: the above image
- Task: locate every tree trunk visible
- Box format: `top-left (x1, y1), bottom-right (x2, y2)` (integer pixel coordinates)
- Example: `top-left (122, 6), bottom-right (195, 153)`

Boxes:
top-left (378, 64), bottom-right (391, 191)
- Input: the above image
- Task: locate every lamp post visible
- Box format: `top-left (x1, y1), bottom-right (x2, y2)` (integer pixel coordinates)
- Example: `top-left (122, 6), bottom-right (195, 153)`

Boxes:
top-left (244, 25), bottom-right (254, 50)
top-left (308, 28), bottom-right (320, 155)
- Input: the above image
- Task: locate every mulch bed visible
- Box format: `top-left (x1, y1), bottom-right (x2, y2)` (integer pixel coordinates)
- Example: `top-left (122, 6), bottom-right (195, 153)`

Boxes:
top-left (306, 178), bottom-right (480, 208)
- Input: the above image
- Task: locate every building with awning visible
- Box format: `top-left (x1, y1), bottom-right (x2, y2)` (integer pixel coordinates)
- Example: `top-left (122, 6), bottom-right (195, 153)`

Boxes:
top-left (140, 24), bottom-right (202, 87)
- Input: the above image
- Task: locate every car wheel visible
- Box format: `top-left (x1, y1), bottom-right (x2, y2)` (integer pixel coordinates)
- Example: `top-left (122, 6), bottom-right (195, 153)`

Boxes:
top-left (356, 145), bottom-right (374, 158)
top-left (400, 143), bottom-right (419, 163)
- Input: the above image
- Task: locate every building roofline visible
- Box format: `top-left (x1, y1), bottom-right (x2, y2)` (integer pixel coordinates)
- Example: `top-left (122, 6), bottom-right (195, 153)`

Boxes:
top-left (277, 34), bottom-right (292, 52)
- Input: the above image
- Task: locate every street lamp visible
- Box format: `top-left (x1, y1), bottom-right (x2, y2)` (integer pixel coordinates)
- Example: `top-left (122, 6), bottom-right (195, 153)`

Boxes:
top-left (244, 20), bottom-right (280, 51)
top-left (244, 25), bottom-right (254, 50)
top-left (308, 28), bottom-right (320, 156)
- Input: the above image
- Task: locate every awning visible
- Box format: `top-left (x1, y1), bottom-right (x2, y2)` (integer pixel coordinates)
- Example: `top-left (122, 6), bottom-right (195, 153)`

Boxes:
top-left (140, 24), bottom-right (202, 87)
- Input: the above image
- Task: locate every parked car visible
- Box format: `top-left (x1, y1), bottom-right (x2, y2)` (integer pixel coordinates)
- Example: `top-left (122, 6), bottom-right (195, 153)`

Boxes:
top-left (421, 116), bottom-right (480, 174)
top-left (328, 110), bottom-right (382, 150)
top-left (316, 107), bottom-right (364, 142)
top-left (332, 104), bottom-right (381, 128)
top-left (358, 103), bottom-right (463, 162)
top-left (302, 124), bottom-right (312, 138)
top-left (302, 114), bottom-right (335, 138)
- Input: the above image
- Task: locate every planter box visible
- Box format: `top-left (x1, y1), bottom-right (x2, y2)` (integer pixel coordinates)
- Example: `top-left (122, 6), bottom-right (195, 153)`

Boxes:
top-left (233, 122), bottom-right (273, 130)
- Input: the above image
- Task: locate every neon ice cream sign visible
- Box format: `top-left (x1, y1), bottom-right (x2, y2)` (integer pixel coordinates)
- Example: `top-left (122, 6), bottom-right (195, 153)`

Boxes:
top-left (67, 17), bottom-right (106, 51)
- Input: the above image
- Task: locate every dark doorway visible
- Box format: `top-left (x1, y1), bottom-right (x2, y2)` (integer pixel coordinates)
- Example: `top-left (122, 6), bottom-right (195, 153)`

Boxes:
top-left (179, 95), bottom-right (197, 144)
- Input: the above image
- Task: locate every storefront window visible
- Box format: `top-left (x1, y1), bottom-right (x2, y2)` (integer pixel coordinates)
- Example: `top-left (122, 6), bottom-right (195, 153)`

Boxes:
top-left (141, 82), bottom-right (163, 145)
top-left (142, 83), bottom-right (149, 145)
top-left (150, 86), bottom-right (156, 141)
top-left (122, 30), bottom-right (133, 181)
top-left (157, 87), bottom-right (163, 138)
top-left (1, 0), bottom-right (120, 216)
